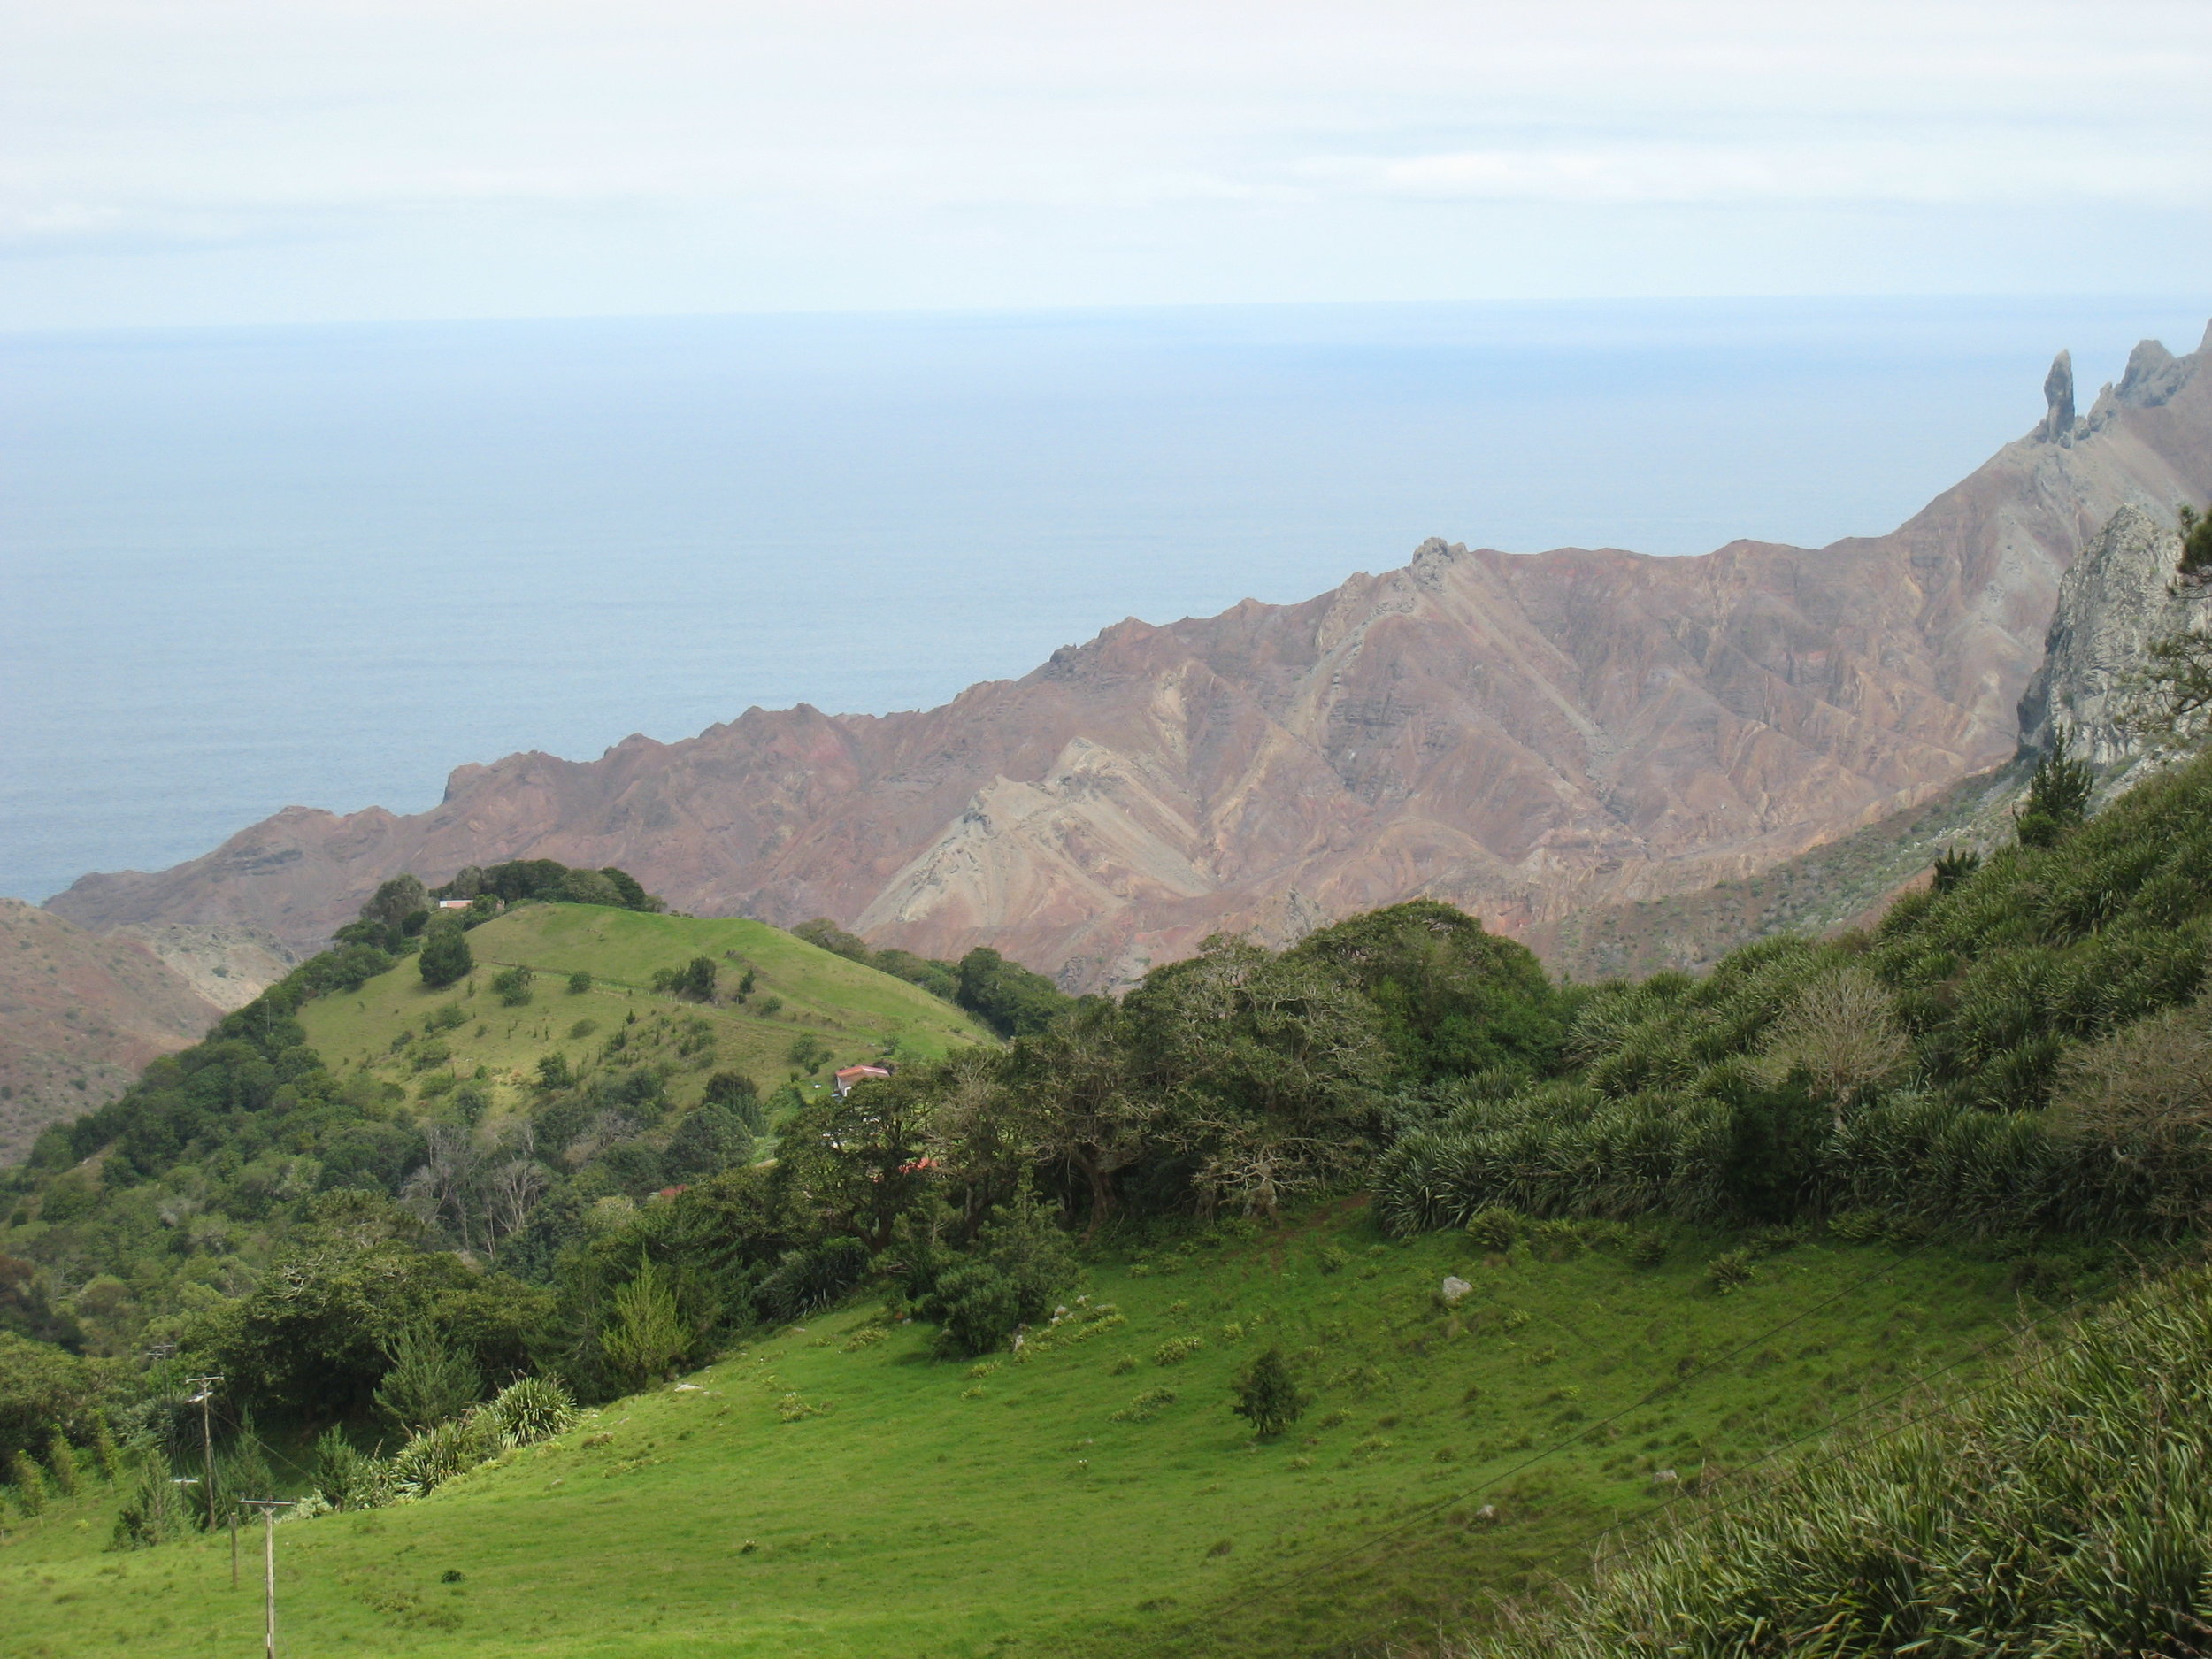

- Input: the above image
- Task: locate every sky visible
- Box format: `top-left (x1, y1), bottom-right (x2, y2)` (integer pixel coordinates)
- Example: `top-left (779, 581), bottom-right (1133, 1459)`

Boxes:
top-left (2, 0), bottom-right (2208, 329)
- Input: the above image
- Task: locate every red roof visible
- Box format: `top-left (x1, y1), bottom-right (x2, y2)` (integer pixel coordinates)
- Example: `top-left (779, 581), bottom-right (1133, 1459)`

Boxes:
top-left (834, 1065), bottom-right (891, 1083)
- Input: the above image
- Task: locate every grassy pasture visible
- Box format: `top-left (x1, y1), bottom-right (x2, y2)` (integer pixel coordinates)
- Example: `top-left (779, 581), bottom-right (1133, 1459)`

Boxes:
top-left (297, 904), bottom-right (989, 1126)
top-left (4, 1205), bottom-right (2054, 1658)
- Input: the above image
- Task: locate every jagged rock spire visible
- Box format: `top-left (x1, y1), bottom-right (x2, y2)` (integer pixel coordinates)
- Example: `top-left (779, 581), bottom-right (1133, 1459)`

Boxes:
top-left (2039, 349), bottom-right (2076, 442)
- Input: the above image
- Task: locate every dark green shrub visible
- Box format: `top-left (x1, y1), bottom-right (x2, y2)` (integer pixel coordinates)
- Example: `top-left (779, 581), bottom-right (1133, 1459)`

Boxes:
top-left (1230, 1348), bottom-right (1308, 1439)
top-left (418, 923), bottom-right (472, 990)
top-left (758, 1238), bottom-right (873, 1325)
top-left (1465, 1205), bottom-right (1525, 1252)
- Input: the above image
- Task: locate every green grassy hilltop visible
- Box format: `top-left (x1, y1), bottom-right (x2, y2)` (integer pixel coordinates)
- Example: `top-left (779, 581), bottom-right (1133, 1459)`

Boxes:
top-left (298, 903), bottom-right (990, 1121)
top-left (4, 1203), bottom-right (2043, 1659)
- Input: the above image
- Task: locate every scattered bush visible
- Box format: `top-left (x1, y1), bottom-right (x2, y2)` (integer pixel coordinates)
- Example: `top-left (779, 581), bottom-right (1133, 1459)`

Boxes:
top-left (480, 1375), bottom-right (578, 1445)
top-left (1706, 1249), bottom-right (1757, 1294)
top-left (1465, 1205), bottom-right (1525, 1252)
top-left (390, 1413), bottom-right (500, 1498)
top-left (1230, 1348), bottom-right (1308, 1439)
top-left (1110, 1386), bottom-right (1177, 1424)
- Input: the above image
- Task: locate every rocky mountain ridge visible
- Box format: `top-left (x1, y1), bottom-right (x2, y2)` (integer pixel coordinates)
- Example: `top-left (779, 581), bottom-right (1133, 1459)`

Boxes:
top-left (2019, 503), bottom-right (2212, 780)
top-left (46, 326), bottom-right (2212, 992)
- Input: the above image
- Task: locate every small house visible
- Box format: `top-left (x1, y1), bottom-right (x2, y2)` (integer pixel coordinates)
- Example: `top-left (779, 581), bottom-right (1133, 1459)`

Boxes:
top-left (833, 1064), bottom-right (892, 1099)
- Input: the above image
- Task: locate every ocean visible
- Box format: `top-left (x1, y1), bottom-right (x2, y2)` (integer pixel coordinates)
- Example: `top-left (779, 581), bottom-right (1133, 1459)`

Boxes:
top-left (3, 296), bottom-right (2206, 904)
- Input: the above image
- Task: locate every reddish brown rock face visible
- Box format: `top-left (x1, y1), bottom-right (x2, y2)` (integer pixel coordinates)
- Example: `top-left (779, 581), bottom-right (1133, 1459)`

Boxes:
top-left (46, 336), bottom-right (2212, 989)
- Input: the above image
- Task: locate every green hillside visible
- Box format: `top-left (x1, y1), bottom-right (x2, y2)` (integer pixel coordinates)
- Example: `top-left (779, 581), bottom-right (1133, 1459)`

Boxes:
top-left (3, 1202), bottom-right (2050, 1659)
top-left (12, 743), bottom-right (2212, 1659)
top-left (298, 904), bottom-right (990, 1122)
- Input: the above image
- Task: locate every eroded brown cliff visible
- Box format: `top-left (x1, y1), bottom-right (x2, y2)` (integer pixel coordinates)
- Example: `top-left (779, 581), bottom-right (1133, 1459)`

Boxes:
top-left (47, 331), bottom-right (2212, 989)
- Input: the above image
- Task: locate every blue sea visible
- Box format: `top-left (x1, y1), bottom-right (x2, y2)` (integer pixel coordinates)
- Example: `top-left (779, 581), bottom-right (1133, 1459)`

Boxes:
top-left (3, 296), bottom-right (2206, 904)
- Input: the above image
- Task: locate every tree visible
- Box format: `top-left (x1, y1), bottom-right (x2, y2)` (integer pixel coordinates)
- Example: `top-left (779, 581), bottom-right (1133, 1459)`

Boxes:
top-left (364, 874), bottom-right (430, 935)
top-left (42, 1425), bottom-right (78, 1497)
top-left (1289, 899), bottom-right (1571, 1084)
top-left (703, 1071), bottom-right (764, 1131)
top-left (787, 1033), bottom-right (832, 1074)
top-left (1759, 966), bottom-right (1909, 1129)
top-left (679, 956), bottom-right (718, 1002)
top-left (9, 1446), bottom-right (47, 1515)
top-left (1119, 937), bottom-right (1395, 1217)
top-left (567, 970), bottom-right (593, 995)
top-left (1230, 1348), bottom-right (1307, 1438)
top-left (601, 1257), bottom-right (690, 1389)
top-left (911, 1177), bottom-right (1077, 1356)
top-left (418, 921), bottom-right (472, 989)
top-left (664, 1103), bottom-right (754, 1185)
top-left (373, 1323), bottom-right (482, 1432)
top-left (954, 947), bottom-right (1072, 1038)
top-left (492, 964), bottom-right (534, 1006)
top-left (2121, 626), bottom-right (2212, 759)
top-left (2015, 732), bottom-right (2094, 849)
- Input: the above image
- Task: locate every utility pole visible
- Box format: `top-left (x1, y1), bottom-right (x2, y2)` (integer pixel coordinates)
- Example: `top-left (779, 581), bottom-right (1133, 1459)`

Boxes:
top-left (241, 1500), bottom-right (294, 1659)
top-left (185, 1375), bottom-right (223, 1532)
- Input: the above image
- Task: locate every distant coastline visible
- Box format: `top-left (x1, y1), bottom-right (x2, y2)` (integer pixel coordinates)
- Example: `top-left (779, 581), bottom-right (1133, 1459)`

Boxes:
top-left (5, 295), bottom-right (2206, 902)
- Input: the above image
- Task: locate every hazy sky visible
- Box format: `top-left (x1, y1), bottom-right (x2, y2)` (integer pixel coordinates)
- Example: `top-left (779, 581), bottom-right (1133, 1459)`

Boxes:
top-left (2, 1), bottom-right (2208, 328)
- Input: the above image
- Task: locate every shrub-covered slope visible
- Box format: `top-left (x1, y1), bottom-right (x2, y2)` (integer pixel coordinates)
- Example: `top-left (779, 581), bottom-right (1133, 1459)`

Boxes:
top-left (0, 902), bottom-right (988, 1373)
top-left (1379, 748), bottom-right (2212, 1248)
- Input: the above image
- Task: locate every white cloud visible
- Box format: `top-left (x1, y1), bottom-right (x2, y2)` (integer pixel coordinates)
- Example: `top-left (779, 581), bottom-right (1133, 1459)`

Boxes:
top-left (0, 0), bottom-right (2206, 323)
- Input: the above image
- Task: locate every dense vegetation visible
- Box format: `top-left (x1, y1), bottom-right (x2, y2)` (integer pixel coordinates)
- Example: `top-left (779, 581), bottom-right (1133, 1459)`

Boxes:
top-left (1378, 745), bottom-right (2212, 1249)
top-left (9, 721), bottom-right (2212, 1655)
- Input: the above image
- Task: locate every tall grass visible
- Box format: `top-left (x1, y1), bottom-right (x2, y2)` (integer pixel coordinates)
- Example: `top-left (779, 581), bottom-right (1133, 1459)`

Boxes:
top-left (1459, 1260), bottom-right (2212, 1657)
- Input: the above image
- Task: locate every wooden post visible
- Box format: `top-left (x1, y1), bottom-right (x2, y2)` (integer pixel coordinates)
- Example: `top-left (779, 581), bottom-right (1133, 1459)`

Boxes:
top-left (186, 1374), bottom-right (223, 1532)
top-left (230, 1504), bottom-right (240, 1589)
top-left (242, 1500), bottom-right (293, 1658)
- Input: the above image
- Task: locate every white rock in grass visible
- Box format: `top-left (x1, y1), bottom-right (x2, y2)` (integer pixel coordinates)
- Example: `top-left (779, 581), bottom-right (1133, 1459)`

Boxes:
top-left (1440, 1276), bottom-right (1474, 1304)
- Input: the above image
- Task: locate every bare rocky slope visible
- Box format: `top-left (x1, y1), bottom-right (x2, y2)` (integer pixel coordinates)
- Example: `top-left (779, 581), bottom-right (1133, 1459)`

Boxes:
top-left (2018, 502), bottom-right (2212, 782)
top-left (45, 326), bottom-right (2212, 991)
top-left (0, 903), bottom-right (242, 1163)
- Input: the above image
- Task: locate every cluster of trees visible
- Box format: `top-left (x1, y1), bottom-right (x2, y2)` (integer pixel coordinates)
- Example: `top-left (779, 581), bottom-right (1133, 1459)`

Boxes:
top-left (793, 919), bottom-right (1073, 1038)
top-left (1, 890), bottom-right (1569, 1466)
top-left (433, 859), bottom-right (662, 912)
